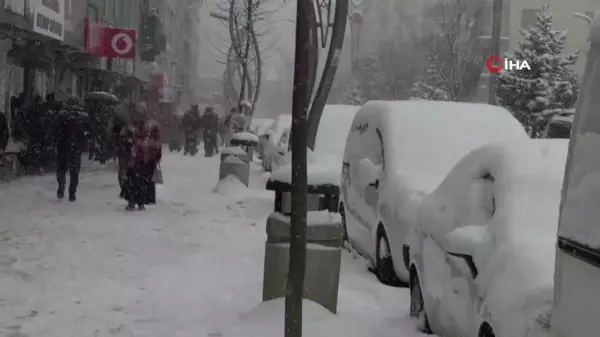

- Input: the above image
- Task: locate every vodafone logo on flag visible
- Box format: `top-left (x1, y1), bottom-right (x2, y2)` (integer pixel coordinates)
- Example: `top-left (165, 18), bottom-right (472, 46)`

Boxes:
top-left (85, 20), bottom-right (136, 59)
top-left (111, 32), bottom-right (134, 55)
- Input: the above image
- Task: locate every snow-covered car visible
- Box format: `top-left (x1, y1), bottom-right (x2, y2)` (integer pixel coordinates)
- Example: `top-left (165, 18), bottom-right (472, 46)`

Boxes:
top-left (261, 114), bottom-right (291, 171)
top-left (272, 104), bottom-right (359, 172)
top-left (250, 118), bottom-right (275, 137)
top-left (408, 139), bottom-right (568, 337)
top-left (339, 100), bottom-right (529, 286)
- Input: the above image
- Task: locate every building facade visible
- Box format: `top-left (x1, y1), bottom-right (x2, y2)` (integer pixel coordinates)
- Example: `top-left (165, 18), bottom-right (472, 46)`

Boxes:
top-left (0, 0), bottom-right (202, 131)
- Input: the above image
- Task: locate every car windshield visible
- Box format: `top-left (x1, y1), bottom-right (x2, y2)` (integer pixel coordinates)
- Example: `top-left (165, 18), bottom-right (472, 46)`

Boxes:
top-left (547, 123), bottom-right (572, 138)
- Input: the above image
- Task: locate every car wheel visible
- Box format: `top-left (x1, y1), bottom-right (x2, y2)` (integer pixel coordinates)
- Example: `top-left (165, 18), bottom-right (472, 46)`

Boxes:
top-left (375, 227), bottom-right (403, 286)
top-left (339, 203), bottom-right (348, 242)
top-left (479, 323), bottom-right (495, 337)
top-left (410, 273), bottom-right (433, 334)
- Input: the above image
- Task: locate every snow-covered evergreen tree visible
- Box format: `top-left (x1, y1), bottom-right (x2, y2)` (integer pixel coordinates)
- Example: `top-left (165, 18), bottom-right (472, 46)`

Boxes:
top-left (496, 5), bottom-right (579, 136)
top-left (411, 55), bottom-right (449, 100)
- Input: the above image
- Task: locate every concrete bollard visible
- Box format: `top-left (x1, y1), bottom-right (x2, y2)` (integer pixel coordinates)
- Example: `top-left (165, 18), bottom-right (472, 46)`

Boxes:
top-left (262, 210), bottom-right (343, 314)
top-left (221, 146), bottom-right (251, 163)
top-left (219, 147), bottom-right (250, 186)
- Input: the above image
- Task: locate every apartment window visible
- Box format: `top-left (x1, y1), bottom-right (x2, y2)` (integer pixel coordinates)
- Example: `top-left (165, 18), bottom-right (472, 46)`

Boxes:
top-left (521, 9), bottom-right (538, 28)
top-left (105, 0), bottom-right (114, 21)
top-left (87, 5), bottom-right (99, 21)
top-left (114, 0), bottom-right (122, 22)
top-left (65, 0), bottom-right (72, 17)
top-left (481, 0), bottom-right (510, 39)
top-left (122, 1), bottom-right (130, 27)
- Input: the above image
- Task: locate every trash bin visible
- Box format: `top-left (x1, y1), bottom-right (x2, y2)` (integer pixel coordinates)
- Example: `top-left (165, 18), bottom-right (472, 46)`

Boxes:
top-left (231, 132), bottom-right (259, 160)
top-left (219, 146), bottom-right (250, 186)
top-left (262, 210), bottom-right (343, 314)
top-left (266, 163), bottom-right (340, 215)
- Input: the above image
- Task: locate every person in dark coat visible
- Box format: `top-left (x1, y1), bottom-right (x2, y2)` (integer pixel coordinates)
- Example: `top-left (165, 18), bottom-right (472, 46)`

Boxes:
top-left (112, 110), bottom-right (129, 198)
top-left (0, 112), bottom-right (8, 152)
top-left (199, 106), bottom-right (220, 157)
top-left (123, 112), bottom-right (161, 210)
top-left (180, 104), bottom-right (202, 155)
top-left (54, 97), bottom-right (91, 201)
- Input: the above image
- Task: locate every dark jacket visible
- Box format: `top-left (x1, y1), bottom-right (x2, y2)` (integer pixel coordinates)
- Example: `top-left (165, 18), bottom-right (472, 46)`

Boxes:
top-left (181, 109), bottom-right (202, 133)
top-left (54, 106), bottom-right (91, 155)
top-left (126, 119), bottom-right (162, 168)
top-left (112, 115), bottom-right (129, 158)
top-left (0, 113), bottom-right (8, 151)
top-left (200, 111), bottom-right (220, 135)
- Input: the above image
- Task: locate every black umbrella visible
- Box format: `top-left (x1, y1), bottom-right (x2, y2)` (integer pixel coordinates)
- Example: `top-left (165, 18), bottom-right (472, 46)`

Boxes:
top-left (86, 91), bottom-right (120, 103)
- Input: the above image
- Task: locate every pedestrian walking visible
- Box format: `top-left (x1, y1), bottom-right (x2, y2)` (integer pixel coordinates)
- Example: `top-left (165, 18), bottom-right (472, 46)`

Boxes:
top-left (54, 97), bottom-right (91, 202)
top-left (199, 106), bottom-right (220, 157)
top-left (123, 111), bottom-right (161, 211)
top-left (111, 108), bottom-right (129, 198)
top-left (0, 112), bottom-right (8, 152)
top-left (181, 104), bottom-right (202, 155)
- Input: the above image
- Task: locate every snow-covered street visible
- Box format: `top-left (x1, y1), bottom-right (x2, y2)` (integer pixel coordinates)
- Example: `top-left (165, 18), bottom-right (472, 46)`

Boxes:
top-left (0, 151), bottom-right (425, 337)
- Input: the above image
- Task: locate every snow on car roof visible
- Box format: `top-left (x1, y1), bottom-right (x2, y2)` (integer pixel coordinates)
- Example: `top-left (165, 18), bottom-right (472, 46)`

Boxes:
top-left (250, 118), bottom-right (275, 136)
top-left (356, 100), bottom-right (529, 193)
top-left (425, 139), bottom-right (567, 236)
top-left (459, 140), bottom-right (567, 331)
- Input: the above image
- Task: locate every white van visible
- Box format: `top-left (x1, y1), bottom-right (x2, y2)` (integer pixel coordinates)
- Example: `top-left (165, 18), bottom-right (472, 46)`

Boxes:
top-left (339, 100), bottom-right (529, 285)
top-left (551, 17), bottom-right (600, 337)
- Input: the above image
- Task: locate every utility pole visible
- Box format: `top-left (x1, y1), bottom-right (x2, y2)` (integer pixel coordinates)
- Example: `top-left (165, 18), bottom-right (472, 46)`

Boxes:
top-left (285, 0), bottom-right (310, 336)
top-left (488, 0), bottom-right (503, 105)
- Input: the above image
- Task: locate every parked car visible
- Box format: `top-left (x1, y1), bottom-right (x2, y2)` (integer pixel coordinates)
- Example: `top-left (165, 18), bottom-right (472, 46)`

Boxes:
top-left (261, 114), bottom-right (291, 171)
top-left (552, 34), bottom-right (600, 337)
top-left (543, 113), bottom-right (573, 138)
top-left (272, 104), bottom-right (360, 172)
top-left (250, 118), bottom-right (275, 158)
top-left (250, 117), bottom-right (275, 137)
top-left (339, 100), bottom-right (529, 285)
top-left (408, 139), bottom-right (568, 337)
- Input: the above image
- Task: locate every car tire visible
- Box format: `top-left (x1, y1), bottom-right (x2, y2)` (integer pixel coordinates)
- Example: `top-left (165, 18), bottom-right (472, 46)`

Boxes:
top-left (410, 273), bottom-right (433, 334)
top-left (375, 227), bottom-right (403, 286)
top-left (339, 203), bottom-right (348, 242)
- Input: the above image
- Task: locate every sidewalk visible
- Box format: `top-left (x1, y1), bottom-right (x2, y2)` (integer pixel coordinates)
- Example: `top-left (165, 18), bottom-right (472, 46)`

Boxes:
top-left (0, 154), bottom-right (116, 184)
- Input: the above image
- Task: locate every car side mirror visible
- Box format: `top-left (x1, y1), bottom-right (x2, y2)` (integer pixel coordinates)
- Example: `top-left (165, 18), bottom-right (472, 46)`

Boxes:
top-left (358, 158), bottom-right (379, 187)
top-left (441, 225), bottom-right (487, 278)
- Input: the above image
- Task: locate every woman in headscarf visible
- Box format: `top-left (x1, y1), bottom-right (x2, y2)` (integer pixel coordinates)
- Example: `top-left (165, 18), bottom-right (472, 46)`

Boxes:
top-left (123, 109), bottom-right (161, 210)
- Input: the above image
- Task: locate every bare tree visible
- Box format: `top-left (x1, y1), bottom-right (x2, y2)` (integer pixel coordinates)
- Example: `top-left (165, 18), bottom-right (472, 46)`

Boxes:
top-left (332, 35), bottom-right (421, 103)
top-left (413, 0), bottom-right (485, 101)
top-left (211, 0), bottom-right (286, 116)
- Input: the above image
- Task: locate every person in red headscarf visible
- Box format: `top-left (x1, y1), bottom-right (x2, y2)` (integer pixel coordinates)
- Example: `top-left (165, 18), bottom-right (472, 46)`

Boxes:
top-left (123, 109), bottom-right (162, 210)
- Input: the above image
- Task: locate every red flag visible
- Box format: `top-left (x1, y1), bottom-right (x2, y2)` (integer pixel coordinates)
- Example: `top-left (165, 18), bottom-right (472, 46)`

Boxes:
top-left (85, 20), bottom-right (136, 59)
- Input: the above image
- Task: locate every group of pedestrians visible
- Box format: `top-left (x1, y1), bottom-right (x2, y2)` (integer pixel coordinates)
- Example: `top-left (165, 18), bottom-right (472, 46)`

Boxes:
top-left (180, 105), bottom-right (221, 157)
top-left (51, 98), bottom-right (161, 211)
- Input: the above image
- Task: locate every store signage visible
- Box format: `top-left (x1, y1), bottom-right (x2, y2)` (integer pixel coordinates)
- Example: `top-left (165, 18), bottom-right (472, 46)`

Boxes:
top-left (32, 0), bottom-right (65, 41)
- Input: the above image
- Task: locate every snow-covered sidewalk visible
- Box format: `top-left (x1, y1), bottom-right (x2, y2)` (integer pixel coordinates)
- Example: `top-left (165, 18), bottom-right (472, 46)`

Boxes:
top-left (0, 151), bottom-right (426, 337)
